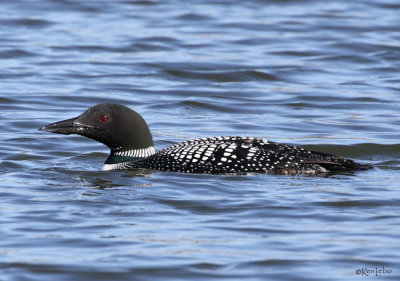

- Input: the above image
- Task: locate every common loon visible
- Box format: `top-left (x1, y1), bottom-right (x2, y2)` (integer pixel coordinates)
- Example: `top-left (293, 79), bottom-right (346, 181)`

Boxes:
top-left (40, 103), bottom-right (372, 175)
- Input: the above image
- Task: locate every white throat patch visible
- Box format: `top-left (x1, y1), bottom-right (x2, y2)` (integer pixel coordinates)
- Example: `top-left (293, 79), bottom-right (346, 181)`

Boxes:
top-left (102, 146), bottom-right (155, 171)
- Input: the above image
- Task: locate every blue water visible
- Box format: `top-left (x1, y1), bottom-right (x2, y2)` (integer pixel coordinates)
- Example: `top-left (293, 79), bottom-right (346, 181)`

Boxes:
top-left (1, 0), bottom-right (399, 280)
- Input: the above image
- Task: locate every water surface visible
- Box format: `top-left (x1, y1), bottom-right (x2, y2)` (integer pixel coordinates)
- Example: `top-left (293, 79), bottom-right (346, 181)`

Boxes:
top-left (1, 0), bottom-right (399, 280)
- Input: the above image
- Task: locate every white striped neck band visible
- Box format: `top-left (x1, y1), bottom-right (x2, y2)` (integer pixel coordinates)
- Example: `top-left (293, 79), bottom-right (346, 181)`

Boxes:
top-left (112, 146), bottom-right (156, 158)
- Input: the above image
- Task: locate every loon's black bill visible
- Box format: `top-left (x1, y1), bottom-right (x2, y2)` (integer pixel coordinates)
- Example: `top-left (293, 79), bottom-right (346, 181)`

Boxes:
top-left (39, 117), bottom-right (79, 135)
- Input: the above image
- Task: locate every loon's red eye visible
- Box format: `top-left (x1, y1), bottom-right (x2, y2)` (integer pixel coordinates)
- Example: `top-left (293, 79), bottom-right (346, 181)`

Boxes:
top-left (100, 115), bottom-right (109, 122)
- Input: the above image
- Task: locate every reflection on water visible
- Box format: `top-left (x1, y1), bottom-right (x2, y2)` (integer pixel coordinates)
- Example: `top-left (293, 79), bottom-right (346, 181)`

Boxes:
top-left (0, 0), bottom-right (399, 280)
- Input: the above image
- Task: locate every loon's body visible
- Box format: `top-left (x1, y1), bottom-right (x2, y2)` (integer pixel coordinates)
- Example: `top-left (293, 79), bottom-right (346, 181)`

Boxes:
top-left (40, 103), bottom-right (372, 175)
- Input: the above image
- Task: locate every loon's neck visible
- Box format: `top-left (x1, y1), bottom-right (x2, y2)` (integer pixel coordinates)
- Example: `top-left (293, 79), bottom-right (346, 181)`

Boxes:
top-left (104, 146), bottom-right (156, 165)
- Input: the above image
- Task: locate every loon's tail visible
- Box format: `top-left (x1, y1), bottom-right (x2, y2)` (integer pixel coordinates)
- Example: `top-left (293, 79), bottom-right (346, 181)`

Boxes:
top-left (304, 150), bottom-right (373, 172)
top-left (335, 158), bottom-right (372, 171)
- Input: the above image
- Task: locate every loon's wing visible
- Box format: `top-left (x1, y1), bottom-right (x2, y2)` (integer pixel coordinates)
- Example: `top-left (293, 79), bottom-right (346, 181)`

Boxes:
top-left (254, 140), bottom-right (371, 172)
top-left (130, 136), bottom-right (371, 174)
top-left (302, 159), bottom-right (343, 165)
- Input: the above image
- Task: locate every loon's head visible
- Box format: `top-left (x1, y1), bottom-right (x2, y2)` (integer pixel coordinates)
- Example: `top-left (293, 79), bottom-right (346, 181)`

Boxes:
top-left (40, 103), bottom-right (154, 153)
